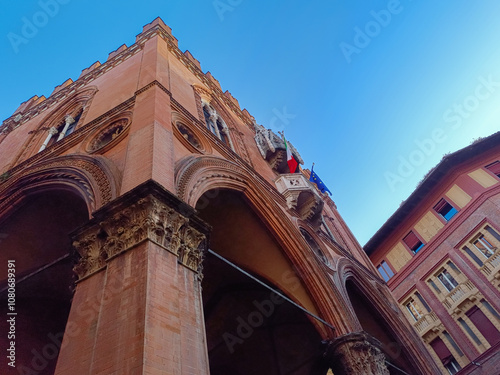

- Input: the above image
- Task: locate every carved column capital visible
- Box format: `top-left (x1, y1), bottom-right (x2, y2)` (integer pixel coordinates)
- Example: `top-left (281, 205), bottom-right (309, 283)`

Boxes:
top-left (324, 332), bottom-right (390, 375)
top-left (48, 126), bottom-right (59, 135)
top-left (64, 115), bottom-right (75, 125)
top-left (72, 180), bottom-right (210, 280)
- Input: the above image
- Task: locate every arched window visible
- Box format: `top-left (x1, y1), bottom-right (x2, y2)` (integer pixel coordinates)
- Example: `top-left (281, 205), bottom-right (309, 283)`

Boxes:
top-left (202, 102), bottom-right (232, 148)
top-left (39, 110), bottom-right (82, 152)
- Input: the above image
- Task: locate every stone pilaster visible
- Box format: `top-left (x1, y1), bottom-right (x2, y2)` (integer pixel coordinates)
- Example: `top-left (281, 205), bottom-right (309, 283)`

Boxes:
top-left (55, 180), bottom-right (211, 375)
top-left (325, 332), bottom-right (390, 375)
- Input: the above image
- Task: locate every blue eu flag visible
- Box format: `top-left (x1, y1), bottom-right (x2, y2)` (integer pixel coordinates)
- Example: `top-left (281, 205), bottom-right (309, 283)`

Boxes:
top-left (309, 167), bottom-right (332, 195)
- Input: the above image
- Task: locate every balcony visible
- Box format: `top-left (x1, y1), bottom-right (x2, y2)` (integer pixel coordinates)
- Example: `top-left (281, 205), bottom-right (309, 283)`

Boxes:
top-left (442, 280), bottom-right (478, 312)
top-left (413, 311), bottom-right (440, 336)
top-left (479, 249), bottom-right (500, 288)
top-left (275, 173), bottom-right (324, 224)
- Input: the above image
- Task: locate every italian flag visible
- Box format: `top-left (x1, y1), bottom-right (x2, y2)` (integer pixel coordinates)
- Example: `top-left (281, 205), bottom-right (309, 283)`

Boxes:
top-left (284, 136), bottom-right (298, 173)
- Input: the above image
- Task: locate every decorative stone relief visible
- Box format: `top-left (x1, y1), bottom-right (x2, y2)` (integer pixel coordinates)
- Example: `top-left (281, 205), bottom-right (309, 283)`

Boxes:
top-left (254, 124), bottom-right (304, 173)
top-left (87, 118), bottom-right (129, 153)
top-left (325, 332), bottom-right (390, 375)
top-left (72, 185), bottom-right (209, 280)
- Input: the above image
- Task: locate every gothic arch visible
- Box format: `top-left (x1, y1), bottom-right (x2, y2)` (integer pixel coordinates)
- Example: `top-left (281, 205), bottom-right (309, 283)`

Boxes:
top-left (0, 154), bottom-right (119, 217)
top-left (175, 155), bottom-right (352, 336)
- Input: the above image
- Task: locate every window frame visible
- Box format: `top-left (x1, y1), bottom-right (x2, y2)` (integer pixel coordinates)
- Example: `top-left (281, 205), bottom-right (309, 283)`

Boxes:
top-left (433, 198), bottom-right (458, 222)
top-left (402, 230), bottom-right (425, 254)
top-left (377, 260), bottom-right (394, 282)
top-left (436, 269), bottom-right (459, 292)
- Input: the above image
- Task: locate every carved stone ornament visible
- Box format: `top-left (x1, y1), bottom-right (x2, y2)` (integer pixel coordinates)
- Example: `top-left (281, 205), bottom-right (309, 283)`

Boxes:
top-left (275, 173), bottom-right (324, 223)
top-left (325, 332), bottom-right (390, 375)
top-left (72, 181), bottom-right (210, 280)
top-left (254, 124), bottom-right (304, 173)
top-left (87, 118), bottom-right (129, 153)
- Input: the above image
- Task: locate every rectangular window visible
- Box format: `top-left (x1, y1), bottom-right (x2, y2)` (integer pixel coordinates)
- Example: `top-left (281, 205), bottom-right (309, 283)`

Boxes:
top-left (377, 261), bottom-right (394, 282)
top-left (434, 199), bottom-right (458, 221)
top-left (443, 331), bottom-right (464, 357)
top-left (463, 246), bottom-right (484, 267)
top-left (472, 234), bottom-right (495, 258)
top-left (481, 300), bottom-right (500, 320)
top-left (429, 336), bottom-right (461, 374)
top-left (403, 231), bottom-right (424, 253)
top-left (415, 292), bottom-right (431, 312)
top-left (466, 306), bottom-right (500, 346)
top-left (437, 269), bottom-right (458, 292)
top-left (485, 160), bottom-right (500, 178)
top-left (405, 298), bottom-right (424, 321)
top-left (458, 318), bottom-right (482, 346)
top-left (428, 280), bottom-right (441, 294)
top-left (485, 225), bottom-right (500, 242)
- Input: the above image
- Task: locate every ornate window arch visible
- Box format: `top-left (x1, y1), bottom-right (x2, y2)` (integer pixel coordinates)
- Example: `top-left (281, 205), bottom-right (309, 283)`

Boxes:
top-left (41, 109), bottom-right (83, 151)
top-left (201, 100), bottom-right (233, 149)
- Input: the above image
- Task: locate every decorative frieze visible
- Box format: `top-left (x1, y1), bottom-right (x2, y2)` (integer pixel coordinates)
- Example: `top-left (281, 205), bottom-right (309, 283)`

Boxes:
top-left (72, 181), bottom-right (210, 280)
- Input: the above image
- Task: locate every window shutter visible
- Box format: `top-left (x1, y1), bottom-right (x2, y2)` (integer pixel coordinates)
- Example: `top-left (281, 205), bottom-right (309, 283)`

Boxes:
top-left (430, 337), bottom-right (453, 363)
top-left (403, 231), bottom-right (420, 249)
top-left (486, 161), bottom-right (500, 176)
top-left (434, 199), bottom-right (448, 212)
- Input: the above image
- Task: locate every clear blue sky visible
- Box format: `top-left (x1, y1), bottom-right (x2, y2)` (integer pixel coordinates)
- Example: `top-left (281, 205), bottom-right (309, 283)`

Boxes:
top-left (1, 1), bottom-right (500, 245)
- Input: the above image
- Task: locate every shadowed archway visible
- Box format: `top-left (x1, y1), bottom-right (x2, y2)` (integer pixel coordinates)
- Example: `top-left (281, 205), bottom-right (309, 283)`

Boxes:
top-left (197, 189), bottom-right (329, 375)
top-left (0, 190), bottom-right (89, 374)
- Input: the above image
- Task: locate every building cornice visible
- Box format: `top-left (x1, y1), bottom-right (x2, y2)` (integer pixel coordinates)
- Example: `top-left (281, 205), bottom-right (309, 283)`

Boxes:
top-left (365, 131), bottom-right (500, 254)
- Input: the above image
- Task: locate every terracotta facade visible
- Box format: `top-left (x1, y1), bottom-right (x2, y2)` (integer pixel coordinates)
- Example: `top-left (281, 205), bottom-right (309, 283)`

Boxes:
top-left (365, 132), bottom-right (500, 375)
top-left (0, 18), bottom-right (439, 375)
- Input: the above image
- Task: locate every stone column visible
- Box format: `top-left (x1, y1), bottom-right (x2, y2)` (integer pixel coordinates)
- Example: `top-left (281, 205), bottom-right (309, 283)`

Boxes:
top-left (54, 180), bottom-right (211, 375)
top-left (38, 126), bottom-right (58, 152)
top-left (325, 332), bottom-right (390, 375)
top-left (56, 115), bottom-right (75, 141)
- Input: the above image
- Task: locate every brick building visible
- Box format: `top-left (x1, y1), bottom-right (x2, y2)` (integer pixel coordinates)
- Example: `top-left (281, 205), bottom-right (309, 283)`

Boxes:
top-left (365, 132), bottom-right (500, 374)
top-left (0, 18), bottom-right (439, 375)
